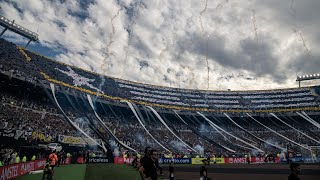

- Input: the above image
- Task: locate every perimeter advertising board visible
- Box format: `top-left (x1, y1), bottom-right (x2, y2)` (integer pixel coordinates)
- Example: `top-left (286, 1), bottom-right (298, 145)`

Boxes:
top-left (191, 158), bottom-right (225, 165)
top-left (224, 157), bottom-right (281, 164)
top-left (87, 157), bottom-right (111, 163)
top-left (283, 156), bottom-right (320, 163)
top-left (114, 157), bottom-right (134, 164)
top-left (158, 158), bottom-right (191, 164)
top-left (0, 159), bottom-right (46, 180)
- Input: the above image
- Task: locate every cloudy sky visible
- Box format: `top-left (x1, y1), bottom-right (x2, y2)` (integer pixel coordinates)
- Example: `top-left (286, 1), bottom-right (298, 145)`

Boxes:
top-left (1, 0), bottom-right (319, 90)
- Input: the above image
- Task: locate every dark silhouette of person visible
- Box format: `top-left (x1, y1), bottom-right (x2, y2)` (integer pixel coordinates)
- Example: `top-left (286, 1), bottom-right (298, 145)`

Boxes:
top-left (200, 159), bottom-right (211, 180)
top-left (169, 161), bottom-right (174, 180)
top-left (288, 163), bottom-right (301, 180)
top-left (143, 149), bottom-right (158, 180)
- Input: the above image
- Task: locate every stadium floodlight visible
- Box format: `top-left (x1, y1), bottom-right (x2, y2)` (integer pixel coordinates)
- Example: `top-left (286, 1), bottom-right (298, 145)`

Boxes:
top-left (0, 15), bottom-right (39, 47)
top-left (296, 73), bottom-right (320, 87)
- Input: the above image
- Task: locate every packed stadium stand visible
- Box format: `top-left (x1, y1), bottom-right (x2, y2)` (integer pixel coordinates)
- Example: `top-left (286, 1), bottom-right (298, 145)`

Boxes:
top-left (1, 37), bottom-right (320, 166)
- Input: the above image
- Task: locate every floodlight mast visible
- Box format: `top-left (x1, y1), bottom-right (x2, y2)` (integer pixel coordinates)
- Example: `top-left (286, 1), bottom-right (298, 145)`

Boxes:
top-left (296, 74), bottom-right (320, 88)
top-left (0, 15), bottom-right (39, 47)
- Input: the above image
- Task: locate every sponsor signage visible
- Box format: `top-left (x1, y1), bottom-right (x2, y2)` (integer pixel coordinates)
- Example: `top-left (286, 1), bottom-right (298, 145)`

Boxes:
top-left (288, 156), bottom-right (320, 163)
top-left (191, 158), bottom-right (225, 165)
top-left (88, 157), bottom-right (110, 163)
top-left (290, 156), bottom-right (304, 163)
top-left (251, 157), bottom-right (265, 163)
top-left (0, 159), bottom-right (46, 180)
top-left (303, 157), bottom-right (320, 163)
top-left (225, 157), bottom-right (281, 164)
top-left (225, 157), bottom-right (247, 164)
top-left (114, 157), bottom-right (134, 164)
top-left (213, 158), bottom-right (225, 164)
top-left (158, 158), bottom-right (191, 164)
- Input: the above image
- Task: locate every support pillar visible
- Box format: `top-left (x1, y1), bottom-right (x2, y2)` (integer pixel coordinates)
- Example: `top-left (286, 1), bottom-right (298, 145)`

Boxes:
top-left (0, 28), bottom-right (7, 37)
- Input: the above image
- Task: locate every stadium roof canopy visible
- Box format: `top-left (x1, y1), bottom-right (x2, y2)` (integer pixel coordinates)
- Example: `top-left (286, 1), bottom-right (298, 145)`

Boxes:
top-left (0, 15), bottom-right (39, 46)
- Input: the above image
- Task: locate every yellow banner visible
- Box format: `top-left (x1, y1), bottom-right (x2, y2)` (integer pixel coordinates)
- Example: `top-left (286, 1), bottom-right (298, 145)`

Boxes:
top-left (62, 136), bottom-right (82, 144)
top-left (58, 135), bottom-right (84, 145)
top-left (58, 135), bottom-right (101, 146)
top-left (191, 157), bottom-right (225, 164)
top-left (31, 131), bottom-right (53, 142)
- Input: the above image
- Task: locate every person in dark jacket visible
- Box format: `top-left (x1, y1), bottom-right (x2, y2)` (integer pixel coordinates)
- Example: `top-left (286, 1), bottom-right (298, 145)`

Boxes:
top-left (288, 163), bottom-right (301, 180)
top-left (42, 159), bottom-right (53, 180)
top-left (60, 150), bottom-right (67, 165)
top-left (200, 159), bottom-right (211, 180)
top-left (154, 156), bottom-right (163, 175)
top-left (143, 149), bottom-right (158, 180)
top-left (131, 154), bottom-right (138, 168)
top-left (138, 147), bottom-right (152, 179)
top-left (169, 161), bottom-right (174, 180)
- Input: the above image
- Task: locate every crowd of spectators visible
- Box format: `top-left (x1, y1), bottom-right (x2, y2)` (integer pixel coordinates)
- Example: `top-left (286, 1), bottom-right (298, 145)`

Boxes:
top-left (115, 78), bottom-right (319, 109)
top-left (0, 102), bottom-right (76, 137)
top-left (0, 38), bottom-right (38, 82)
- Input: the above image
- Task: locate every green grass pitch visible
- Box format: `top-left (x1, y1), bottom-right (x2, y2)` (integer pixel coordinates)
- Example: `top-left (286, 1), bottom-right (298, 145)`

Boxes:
top-left (17, 164), bottom-right (142, 180)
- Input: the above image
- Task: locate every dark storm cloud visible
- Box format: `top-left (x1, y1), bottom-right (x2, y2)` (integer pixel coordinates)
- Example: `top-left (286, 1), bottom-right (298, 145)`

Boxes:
top-left (289, 53), bottom-right (320, 74)
top-left (256, 0), bottom-right (320, 77)
top-left (178, 33), bottom-right (286, 82)
top-left (259, 0), bottom-right (320, 26)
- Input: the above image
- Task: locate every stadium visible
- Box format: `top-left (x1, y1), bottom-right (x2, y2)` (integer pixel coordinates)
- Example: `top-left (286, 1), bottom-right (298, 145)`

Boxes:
top-left (1, 1), bottom-right (320, 180)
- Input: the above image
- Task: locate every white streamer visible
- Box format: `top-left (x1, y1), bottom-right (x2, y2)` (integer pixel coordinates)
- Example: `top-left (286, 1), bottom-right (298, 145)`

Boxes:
top-left (297, 112), bottom-right (320, 129)
top-left (220, 144), bottom-right (236, 153)
top-left (50, 83), bottom-right (102, 148)
top-left (101, 140), bottom-right (108, 153)
top-left (302, 111), bottom-right (320, 128)
top-left (147, 106), bottom-right (197, 152)
top-left (198, 112), bottom-right (264, 152)
top-left (246, 113), bottom-right (310, 150)
top-left (126, 101), bottom-right (171, 152)
top-left (204, 117), bottom-right (229, 141)
top-left (224, 113), bottom-right (285, 150)
top-left (87, 95), bottom-right (136, 152)
top-left (173, 111), bottom-right (235, 153)
top-left (173, 110), bottom-right (189, 125)
top-left (270, 113), bottom-right (320, 144)
top-left (234, 143), bottom-right (254, 150)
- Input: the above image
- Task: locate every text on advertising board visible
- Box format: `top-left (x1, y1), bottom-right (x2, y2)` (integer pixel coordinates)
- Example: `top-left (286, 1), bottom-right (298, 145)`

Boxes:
top-left (0, 159), bottom-right (46, 180)
top-left (88, 157), bottom-right (110, 163)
